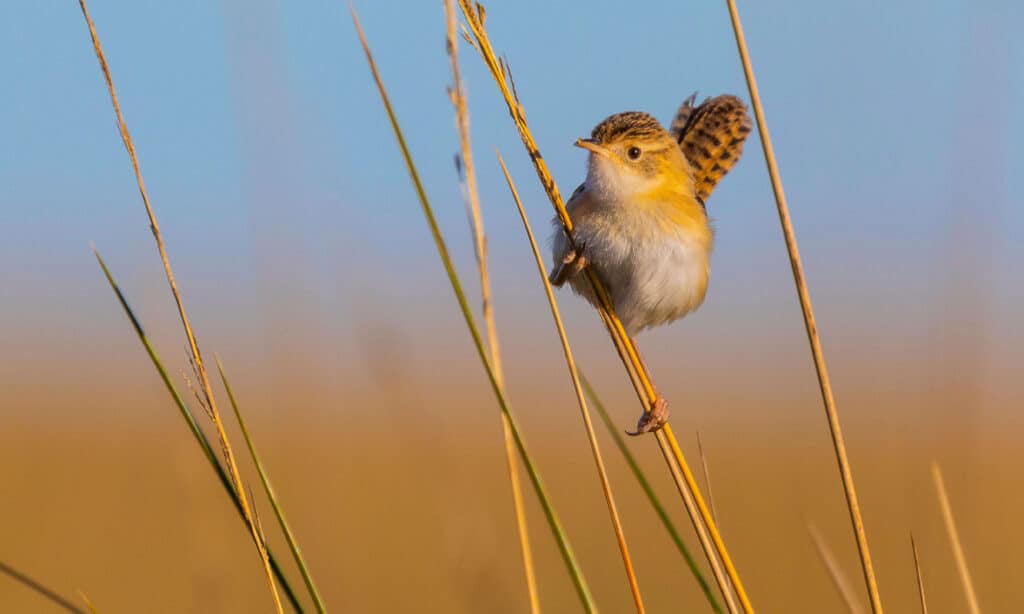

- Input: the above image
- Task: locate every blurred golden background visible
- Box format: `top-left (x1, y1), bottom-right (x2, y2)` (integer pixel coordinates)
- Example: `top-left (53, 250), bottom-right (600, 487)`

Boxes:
top-left (1, 0), bottom-right (1021, 612)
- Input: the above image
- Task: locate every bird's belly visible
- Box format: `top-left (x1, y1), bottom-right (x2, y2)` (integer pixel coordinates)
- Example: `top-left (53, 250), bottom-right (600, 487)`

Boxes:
top-left (569, 227), bottom-right (710, 335)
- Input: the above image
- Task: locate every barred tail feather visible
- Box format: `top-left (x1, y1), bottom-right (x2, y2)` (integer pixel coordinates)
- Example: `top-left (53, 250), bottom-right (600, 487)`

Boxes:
top-left (670, 94), bottom-right (752, 202)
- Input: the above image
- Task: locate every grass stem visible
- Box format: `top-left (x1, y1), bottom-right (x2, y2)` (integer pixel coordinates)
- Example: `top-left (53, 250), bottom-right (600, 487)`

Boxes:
top-left (910, 533), bottom-right (929, 614)
top-left (455, 4), bottom-right (751, 610)
top-left (723, 1), bottom-right (881, 611)
top-left (92, 251), bottom-right (305, 612)
top-left (443, 3), bottom-right (540, 610)
top-left (351, 8), bottom-right (596, 611)
top-left (499, 153), bottom-right (645, 612)
top-left (581, 377), bottom-right (723, 613)
top-left (216, 357), bottom-right (327, 614)
top-left (931, 463), bottom-right (980, 614)
top-left (76, 1), bottom-right (283, 610)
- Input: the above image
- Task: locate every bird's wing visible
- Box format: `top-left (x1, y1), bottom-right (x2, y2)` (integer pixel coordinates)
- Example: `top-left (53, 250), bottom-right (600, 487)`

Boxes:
top-left (670, 94), bottom-right (752, 202)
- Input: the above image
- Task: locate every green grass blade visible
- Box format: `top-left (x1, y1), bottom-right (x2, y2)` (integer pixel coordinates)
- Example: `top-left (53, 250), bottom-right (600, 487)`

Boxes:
top-left (216, 357), bottom-right (327, 614)
top-left (92, 249), bottom-right (306, 614)
top-left (351, 10), bottom-right (596, 612)
top-left (0, 560), bottom-right (87, 614)
top-left (582, 374), bottom-right (723, 613)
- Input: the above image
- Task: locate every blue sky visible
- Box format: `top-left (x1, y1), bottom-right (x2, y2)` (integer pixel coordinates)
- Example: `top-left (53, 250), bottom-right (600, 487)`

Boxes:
top-left (1, 0), bottom-right (1021, 420)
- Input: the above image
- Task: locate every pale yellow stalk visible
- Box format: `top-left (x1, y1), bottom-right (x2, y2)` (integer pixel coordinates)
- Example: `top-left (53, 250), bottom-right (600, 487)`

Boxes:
top-left (932, 463), bottom-right (980, 614)
top-left (75, 2), bottom-right (281, 610)
top-left (455, 3), bottom-right (750, 610)
top-left (499, 153), bottom-right (645, 612)
top-left (723, 1), bottom-right (880, 611)
top-left (443, 2), bottom-right (539, 610)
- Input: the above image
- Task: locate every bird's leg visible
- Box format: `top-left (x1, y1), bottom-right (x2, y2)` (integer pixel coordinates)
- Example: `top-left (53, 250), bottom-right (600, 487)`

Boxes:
top-left (625, 335), bottom-right (669, 436)
top-left (549, 240), bottom-right (587, 287)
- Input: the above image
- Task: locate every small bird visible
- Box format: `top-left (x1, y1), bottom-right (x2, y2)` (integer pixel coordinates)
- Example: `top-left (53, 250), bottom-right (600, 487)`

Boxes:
top-left (550, 94), bottom-right (751, 432)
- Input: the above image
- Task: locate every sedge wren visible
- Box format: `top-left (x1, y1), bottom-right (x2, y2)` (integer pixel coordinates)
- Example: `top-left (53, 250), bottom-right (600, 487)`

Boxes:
top-left (549, 94), bottom-right (752, 433)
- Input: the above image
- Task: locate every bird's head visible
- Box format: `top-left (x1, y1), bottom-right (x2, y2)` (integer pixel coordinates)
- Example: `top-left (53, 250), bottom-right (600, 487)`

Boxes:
top-left (576, 111), bottom-right (689, 201)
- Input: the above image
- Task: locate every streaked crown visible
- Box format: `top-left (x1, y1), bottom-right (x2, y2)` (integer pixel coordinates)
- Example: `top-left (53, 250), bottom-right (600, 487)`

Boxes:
top-left (590, 111), bottom-right (667, 144)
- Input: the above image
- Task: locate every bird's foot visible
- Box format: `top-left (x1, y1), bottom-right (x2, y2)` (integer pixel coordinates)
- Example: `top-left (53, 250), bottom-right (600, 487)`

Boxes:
top-left (626, 397), bottom-right (669, 436)
top-left (549, 242), bottom-right (587, 286)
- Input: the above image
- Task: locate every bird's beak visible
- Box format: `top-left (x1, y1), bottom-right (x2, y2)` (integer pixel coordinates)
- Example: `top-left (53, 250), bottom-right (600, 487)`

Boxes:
top-left (575, 138), bottom-right (611, 157)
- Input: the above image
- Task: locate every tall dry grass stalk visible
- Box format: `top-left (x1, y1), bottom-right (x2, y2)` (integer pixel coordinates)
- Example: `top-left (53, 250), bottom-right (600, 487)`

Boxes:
top-left (499, 153), bottom-right (645, 611)
top-left (931, 463), bottom-right (980, 614)
top-left (455, 3), bottom-right (751, 611)
top-left (910, 533), bottom-right (929, 614)
top-left (442, 3), bottom-right (540, 610)
top-left (808, 525), bottom-right (866, 614)
top-left (350, 9), bottom-right (597, 611)
top-left (76, 1), bottom-right (284, 610)
top-left (216, 358), bottom-right (327, 613)
top-left (696, 432), bottom-right (720, 525)
top-left (0, 560), bottom-right (87, 614)
top-left (92, 252), bottom-right (305, 611)
top-left (582, 377), bottom-right (723, 613)
top-left (723, 1), bottom-right (881, 611)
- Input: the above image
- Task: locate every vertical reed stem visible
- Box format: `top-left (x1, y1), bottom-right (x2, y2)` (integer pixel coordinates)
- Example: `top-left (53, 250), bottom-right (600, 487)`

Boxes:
top-left (724, 2), bottom-right (882, 611)
top-left (500, 154), bottom-right (645, 612)
top-left (443, 3), bottom-right (540, 610)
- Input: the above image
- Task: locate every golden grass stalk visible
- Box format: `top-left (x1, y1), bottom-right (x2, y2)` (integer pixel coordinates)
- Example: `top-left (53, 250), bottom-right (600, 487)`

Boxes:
top-left (910, 533), bottom-right (928, 614)
top-left (92, 251), bottom-right (306, 612)
top-left (216, 357), bottom-right (327, 614)
top-left (0, 560), bottom-right (87, 614)
top-left (455, 3), bottom-right (750, 611)
top-left (723, 1), bottom-right (881, 611)
top-left (77, 590), bottom-right (100, 614)
top-left (696, 432), bottom-right (720, 525)
top-left (351, 9), bottom-right (597, 610)
top-left (75, 2), bottom-right (282, 609)
top-left (931, 463), bottom-right (980, 614)
top-left (597, 309), bottom-right (740, 614)
top-left (443, 3), bottom-right (540, 610)
top-left (582, 376), bottom-right (723, 613)
top-left (808, 524), bottom-right (866, 614)
top-left (499, 153), bottom-right (645, 611)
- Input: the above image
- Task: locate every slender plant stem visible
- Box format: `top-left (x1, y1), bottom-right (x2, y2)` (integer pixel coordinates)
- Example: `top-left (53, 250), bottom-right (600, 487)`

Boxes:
top-left (454, 4), bottom-right (751, 611)
top-left (809, 525), bottom-right (866, 614)
top-left (443, 4), bottom-right (540, 611)
top-left (910, 533), bottom-right (928, 614)
top-left (216, 357), bottom-right (327, 614)
top-left (931, 464), bottom-right (980, 614)
top-left (595, 314), bottom-right (739, 614)
top-left (351, 9), bottom-right (597, 611)
top-left (723, 1), bottom-right (881, 612)
top-left (93, 251), bottom-right (305, 612)
top-left (581, 376), bottom-right (723, 614)
top-left (499, 153), bottom-right (645, 612)
top-left (77, 1), bottom-right (285, 609)
top-left (696, 432), bottom-right (720, 525)
top-left (0, 561), bottom-right (87, 614)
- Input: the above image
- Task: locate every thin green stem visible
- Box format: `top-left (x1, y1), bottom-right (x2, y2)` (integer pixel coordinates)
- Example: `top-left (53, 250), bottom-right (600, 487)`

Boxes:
top-left (581, 376), bottom-right (723, 614)
top-left (93, 250), bottom-right (306, 613)
top-left (216, 357), bottom-right (327, 614)
top-left (351, 9), bottom-right (596, 611)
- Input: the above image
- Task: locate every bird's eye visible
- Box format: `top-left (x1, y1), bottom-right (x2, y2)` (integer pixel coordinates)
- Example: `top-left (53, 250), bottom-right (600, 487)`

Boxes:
top-left (627, 146), bottom-right (641, 160)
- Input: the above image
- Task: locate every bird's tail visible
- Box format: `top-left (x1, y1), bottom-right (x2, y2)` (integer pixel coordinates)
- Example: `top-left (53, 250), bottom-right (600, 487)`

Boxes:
top-left (670, 94), bottom-right (753, 202)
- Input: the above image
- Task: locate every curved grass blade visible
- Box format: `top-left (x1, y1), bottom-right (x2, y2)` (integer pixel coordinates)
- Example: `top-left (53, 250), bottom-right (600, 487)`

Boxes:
top-left (351, 8), bottom-right (596, 611)
top-left (92, 250), bottom-right (306, 613)
top-left (216, 357), bottom-right (327, 614)
top-left (0, 560), bottom-right (87, 614)
top-left (581, 376), bottom-right (723, 614)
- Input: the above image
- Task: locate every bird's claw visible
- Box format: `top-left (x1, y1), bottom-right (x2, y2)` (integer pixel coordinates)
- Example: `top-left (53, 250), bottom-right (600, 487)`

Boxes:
top-left (549, 241), bottom-right (587, 286)
top-left (626, 397), bottom-right (669, 436)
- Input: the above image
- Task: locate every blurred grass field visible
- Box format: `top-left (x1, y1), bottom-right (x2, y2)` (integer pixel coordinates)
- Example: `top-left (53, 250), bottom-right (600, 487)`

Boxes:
top-left (2, 0), bottom-right (1022, 612)
top-left (2, 337), bottom-right (1021, 612)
